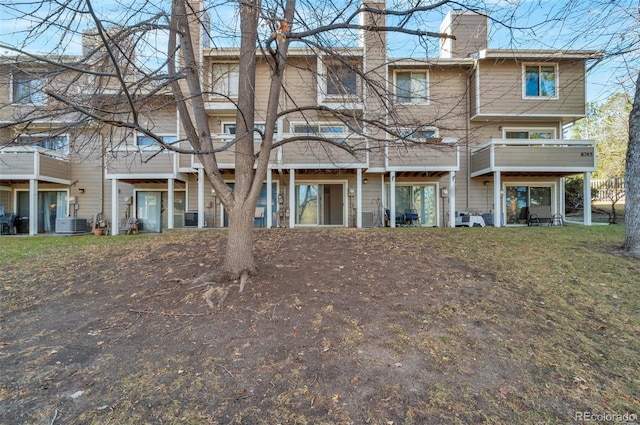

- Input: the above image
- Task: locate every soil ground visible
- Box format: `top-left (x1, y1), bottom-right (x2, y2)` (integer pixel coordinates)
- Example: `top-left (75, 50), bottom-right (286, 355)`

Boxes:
top-left (0, 228), bottom-right (637, 424)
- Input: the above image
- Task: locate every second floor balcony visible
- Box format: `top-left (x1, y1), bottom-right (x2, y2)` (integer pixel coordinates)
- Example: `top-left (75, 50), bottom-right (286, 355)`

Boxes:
top-left (470, 139), bottom-right (596, 177)
top-left (105, 147), bottom-right (177, 178)
top-left (0, 146), bottom-right (71, 183)
top-left (384, 141), bottom-right (459, 172)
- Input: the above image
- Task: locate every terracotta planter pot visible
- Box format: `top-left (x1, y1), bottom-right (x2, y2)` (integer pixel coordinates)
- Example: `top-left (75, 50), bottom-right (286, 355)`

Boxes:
top-left (93, 228), bottom-right (103, 236)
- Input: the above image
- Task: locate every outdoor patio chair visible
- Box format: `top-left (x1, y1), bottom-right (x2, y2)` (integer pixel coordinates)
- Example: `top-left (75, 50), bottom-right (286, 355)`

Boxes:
top-left (0, 213), bottom-right (17, 235)
top-left (254, 207), bottom-right (265, 228)
top-left (404, 209), bottom-right (419, 226)
top-left (527, 205), bottom-right (553, 226)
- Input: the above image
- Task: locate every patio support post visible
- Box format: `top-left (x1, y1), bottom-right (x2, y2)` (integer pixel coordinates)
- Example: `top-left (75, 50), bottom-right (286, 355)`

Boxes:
top-left (448, 171), bottom-right (456, 228)
top-left (29, 179), bottom-right (38, 235)
top-left (493, 171), bottom-right (502, 228)
top-left (289, 169), bottom-right (295, 229)
top-left (198, 168), bottom-right (205, 228)
top-left (583, 172), bottom-right (592, 225)
top-left (356, 168), bottom-right (363, 228)
top-left (390, 171), bottom-right (396, 228)
top-left (168, 178), bottom-right (175, 229)
top-left (111, 178), bottom-right (119, 235)
top-left (266, 169), bottom-right (273, 228)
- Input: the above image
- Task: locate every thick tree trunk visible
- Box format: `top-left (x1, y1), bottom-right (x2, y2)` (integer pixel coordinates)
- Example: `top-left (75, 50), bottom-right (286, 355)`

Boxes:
top-left (222, 204), bottom-right (257, 279)
top-left (624, 72), bottom-right (640, 256)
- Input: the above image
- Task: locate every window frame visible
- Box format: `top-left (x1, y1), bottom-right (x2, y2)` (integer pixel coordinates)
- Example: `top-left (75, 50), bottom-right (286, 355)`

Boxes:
top-left (522, 63), bottom-right (558, 99)
top-left (320, 60), bottom-right (361, 99)
top-left (291, 122), bottom-right (348, 143)
top-left (211, 63), bottom-right (240, 98)
top-left (17, 134), bottom-right (69, 154)
top-left (396, 127), bottom-right (439, 142)
top-left (136, 134), bottom-right (178, 148)
top-left (12, 72), bottom-right (48, 105)
top-left (502, 127), bottom-right (557, 140)
top-left (394, 70), bottom-right (429, 105)
top-left (222, 122), bottom-right (266, 142)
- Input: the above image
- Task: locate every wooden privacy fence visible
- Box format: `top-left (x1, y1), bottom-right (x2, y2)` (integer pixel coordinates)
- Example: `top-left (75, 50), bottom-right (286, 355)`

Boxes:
top-left (591, 177), bottom-right (625, 202)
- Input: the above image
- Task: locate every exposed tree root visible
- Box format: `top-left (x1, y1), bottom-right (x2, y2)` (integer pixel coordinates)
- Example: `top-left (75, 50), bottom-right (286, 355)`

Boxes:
top-left (202, 285), bottom-right (230, 310)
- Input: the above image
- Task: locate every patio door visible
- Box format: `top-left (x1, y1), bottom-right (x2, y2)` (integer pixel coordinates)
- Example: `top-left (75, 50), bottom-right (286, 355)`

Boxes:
top-left (505, 185), bottom-right (552, 224)
top-left (16, 190), bottom-right (67, 233)
top-left (136, 191), bottom-right (185, 232)
top-left (295, 183), bottom-right (344, 226)
top-left (137, 191), bottom-right (162, 233)
top-left (386, 184), bottom-right (437, 226)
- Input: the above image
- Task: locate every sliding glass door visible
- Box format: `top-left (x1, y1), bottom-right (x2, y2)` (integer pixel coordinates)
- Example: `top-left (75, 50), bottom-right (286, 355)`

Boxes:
top-left (385, 184), bottom-right (437, 226)
top-left (505, 185), bottom-right (552, 224)
top-left (295, 183), bottom-right (344, 226)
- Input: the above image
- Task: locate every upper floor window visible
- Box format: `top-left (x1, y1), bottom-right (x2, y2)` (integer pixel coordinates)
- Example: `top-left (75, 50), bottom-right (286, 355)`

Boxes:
top-left (504, 128), bottom-right (555, 139)
top-left (18, 134), bottom-right (68, 154)
top-left (223, 123), bottom-right (265, 142)
top-left (136, 134), bottom-right (177, 147)
top-left (524, 64), bottom-right (557, 98)
top-left (326, 64), bottom-right (358, 96)
top-left (211, 63), bottom-right (239, 98)
top-left (395, 71), bottom-right (428, 104)
top-left (293, 123), bottom-right (347, 142)
top-left (398, 127), bottom-right (438, 141)
top-left (12, 73), bottom-right (47, 105)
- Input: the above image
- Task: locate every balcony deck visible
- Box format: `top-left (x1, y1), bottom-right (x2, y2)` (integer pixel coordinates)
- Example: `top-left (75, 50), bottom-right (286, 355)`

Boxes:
top-left (470, 139), bottom-right (596, 177)
top-left (385, 142), bottom-right (459, 173)
top-left (0, 147), bottom-right (70, 183)
top-left (105, 148), bottom-right (177, 178)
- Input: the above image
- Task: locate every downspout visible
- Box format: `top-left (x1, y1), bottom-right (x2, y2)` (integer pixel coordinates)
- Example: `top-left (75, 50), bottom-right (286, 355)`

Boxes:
top-left (100, 133), bottom-right (105, 215)
top-left (466, 64), bottom-right (473, 210)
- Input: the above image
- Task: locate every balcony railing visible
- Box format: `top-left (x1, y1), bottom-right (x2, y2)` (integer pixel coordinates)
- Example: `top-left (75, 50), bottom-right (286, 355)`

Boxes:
top-left (470, 139), bottom-right (596, 177)
top-left (384, 141), bottom-right (459, 172)
top-left (0, 146), bottom-right (70, 183)
top-left (105, 147), bottom-right (177, 177)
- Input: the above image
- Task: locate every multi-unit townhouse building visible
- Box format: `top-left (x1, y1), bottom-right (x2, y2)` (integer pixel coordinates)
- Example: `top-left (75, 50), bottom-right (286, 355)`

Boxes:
top-left (0, 2), bottom-right (600, 235)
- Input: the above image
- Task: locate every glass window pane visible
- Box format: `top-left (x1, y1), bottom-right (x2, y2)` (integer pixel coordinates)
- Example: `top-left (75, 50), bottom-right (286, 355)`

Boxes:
top-left (525, 66), bottom-right (540, 96)
top-left (540, 66), bottom-right (556, 96)
top-left (296, 185), bottom-right (318, 224)
top-left (327, 65), bottom-right (357, 95)
top-left (396, 73), bottom-right (411, 103)
top-left (412, 72), bottom-right (428, 102)
top-left (530, 187), bottom-right (551, 206)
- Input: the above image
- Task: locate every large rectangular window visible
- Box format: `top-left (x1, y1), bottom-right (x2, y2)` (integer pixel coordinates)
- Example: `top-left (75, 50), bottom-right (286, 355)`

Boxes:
top-left (524, 65), bottom-right (557, 98)
top-left (395, 71), bottom-right (428, 104)
top-left (211, 63), bottom-right (239, 98)
top-left (136, 134), bottom-right (177, 147)
top-left (326, 64), bottom-right (358, 96)
top-left (13, 73), bottom-right (47, 105)
top-left (504, 128), bottom-right (555, 140)
top-left (293, 123), bottom-right (347, 143)
top-left (18, 135), bottom-right (68, 154)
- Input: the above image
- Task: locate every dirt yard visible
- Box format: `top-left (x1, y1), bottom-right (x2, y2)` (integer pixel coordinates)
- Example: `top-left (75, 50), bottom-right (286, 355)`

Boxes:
top-left (1, 228), bottom-right (638, 424)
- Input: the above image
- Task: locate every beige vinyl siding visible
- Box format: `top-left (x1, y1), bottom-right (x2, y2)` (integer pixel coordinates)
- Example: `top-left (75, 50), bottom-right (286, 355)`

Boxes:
top-left (280, 141), bottom-right (365, 166)
top-left (470, 147), bottom-right (490, 172)
top-left (386, 144), bottom-right (457, 168)
top-left (283, 57), bottom-right (317, 110)
top-left (107, 151), bottom-right (176, 175)
top-left (476, 59), bottom-right (586, 117)
top-left (493, 145), bottom-right (595, 168)
top-left (0, 152), bottom-right (36, 175)
top-left (39, 155), bottom-right (71, 181)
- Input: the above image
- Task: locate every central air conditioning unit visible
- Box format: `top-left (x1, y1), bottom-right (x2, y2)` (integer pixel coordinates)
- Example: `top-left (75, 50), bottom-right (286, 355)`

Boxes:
top-left (184, 211), bottom-right (198, 227)
top-left (362, 211), bottom-right (375, 228)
